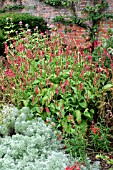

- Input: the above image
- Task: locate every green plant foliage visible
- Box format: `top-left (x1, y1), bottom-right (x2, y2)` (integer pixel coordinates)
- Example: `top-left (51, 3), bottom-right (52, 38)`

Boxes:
top-left (1, 25), bottom-right (112, 136)
top-left (53, 15), bottom-right (87, 28)
top-left (64, 121), bottom-right (88, 159)
top-left (53, 0), bottom-right (113, 52)
top-left (0, 29), bottom-right (5, 56)
top-left (0, 12), bottom-right (48, 56)
top-left (96, 154), bottom-right (113, 165)
top-left (0, 4), bottom-right (25, 13)
top-left (89, 122), bottom-right (110, 152)
top-left (45, 0), bottom-right (69, 7)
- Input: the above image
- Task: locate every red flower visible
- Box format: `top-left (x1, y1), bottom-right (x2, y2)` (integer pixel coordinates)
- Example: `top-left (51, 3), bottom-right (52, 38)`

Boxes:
top-left (64, 79), bottom-right (69, 86)
top-left (80, 70), bottom-right (84, 78)
top-left (91, 126), bottom-right (100, 135)
top-left (100, 137), bottom-right (103, 140)
top-left (56, 87), bottom-right (59, 95)
top-left (86, 93), bottom-right (89, 101)
top-left (60, 82), bottom-right (65, 94)
top-left (32, 96), bottom-right (36, 105)
top-left (94, 41), bottom-right (100, 48)
top-left (58, 49), bottom-right (62, 55)
top-left (4, 42), bottom-right (8, 54)
top-left (88, 55), bottom-right (92, 62)
top-left (70, 70), bottom-right (73, 78)
top-left (45, 107), bottom-right (50, 113)
top-left (35, 85), bottom-right (38, 94)
top-left (66, 61), bottom-right (69, 69)
top-left (49, 56), bottom-right (52, 62)
top-left (5, 69), bottom-right (15, 78)
top-left (68, 114), bottom-right (73, 121)
top-left (79, 82), bottom-right (83, 90)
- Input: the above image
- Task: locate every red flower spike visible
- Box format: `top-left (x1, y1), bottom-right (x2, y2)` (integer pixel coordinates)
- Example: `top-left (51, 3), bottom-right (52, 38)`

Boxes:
top-left (45, 107), bottom-right (50, 113)
top-left (40, 69), bottom-right (42, 77)
top-left (70, 70), bottom-right (73, 78)
top-left (79, 82), bottom-right (83, 90)
top-left (88, 55), bottom-right (92, 62)
top-left (49, 56), bottom-right (52, 62)
top-left (64, 79), bottom-right (69, 86)
top-left (66, 61), bottom-right (69, 69)
top-left (4, 42), bottom-right (8, 54)
top-left (56, 87), bottom-right (59, 95)
top-left (80, 70), bottom-right (84, 78)
top-left (5, 69), bottom-right (15, 78)
top-left (58, 49), bottom-right (62, 56)
top-left (61, 86), bottom-right (65, 94)
top-left (93, 77), bottom-right (97, 85)
top-left (35, 85), bottom-right (39, 94)
top-left (86, 93), bottom-right (89, 101)
top-left (32, 96), bottom-right (36, 105)
top-left (20, 84), bottom-right (24, 92)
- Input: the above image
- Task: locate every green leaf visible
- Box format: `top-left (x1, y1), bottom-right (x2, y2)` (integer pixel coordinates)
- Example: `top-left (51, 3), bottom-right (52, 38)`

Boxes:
top-left (42, 95), bottom-right (48, 105)
top-left (33, 96), bottom-right (39, 105)
top-left (75, 110), bottom-right (81, 124)
top-left (79, 101), bottom-right (87, 108)
top-left (50, 103), bottom-right (56, 112)
top-left (83, 111), bottom-right (91, 119)
top-left (103, 84), bottom-right (113, 90)
top-left (90, 109), bottom-right (94, 114)
top-left (22, 100), bottom-right (29, 107)
top-left (32, 79), bottom-right (40, 84)
top-left (79, 120), bottom-right (88, 136)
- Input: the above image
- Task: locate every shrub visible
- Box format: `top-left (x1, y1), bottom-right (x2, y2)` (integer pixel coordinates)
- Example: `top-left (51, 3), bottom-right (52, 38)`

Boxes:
top-left (0, 12), bottom-right (48, 56)
top-left (0, 105), bottom-right (100, 170)
top-left (0, 4), bottom-right (25, 13)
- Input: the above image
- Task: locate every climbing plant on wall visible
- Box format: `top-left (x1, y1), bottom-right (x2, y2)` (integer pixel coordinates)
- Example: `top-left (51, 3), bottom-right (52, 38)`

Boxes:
top-left (50, 0), bottom-right (113, 52)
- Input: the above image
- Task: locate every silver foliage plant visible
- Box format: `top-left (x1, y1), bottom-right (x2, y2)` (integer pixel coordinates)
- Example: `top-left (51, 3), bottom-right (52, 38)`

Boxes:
top-left (0, 105), bottom-right (100, 170)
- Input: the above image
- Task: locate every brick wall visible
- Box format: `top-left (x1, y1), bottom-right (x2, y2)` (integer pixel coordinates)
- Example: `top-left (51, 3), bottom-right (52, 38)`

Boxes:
top-left (0, 0), bottom-right (113, 47)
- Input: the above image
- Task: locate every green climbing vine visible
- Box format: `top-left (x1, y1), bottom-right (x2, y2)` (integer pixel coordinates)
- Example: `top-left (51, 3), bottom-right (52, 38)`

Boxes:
top-left (51, 0), bottom-right (113, 52)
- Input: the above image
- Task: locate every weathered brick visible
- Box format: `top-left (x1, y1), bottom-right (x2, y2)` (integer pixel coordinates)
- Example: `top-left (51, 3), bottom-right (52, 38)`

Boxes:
top-left (0, 0), bottom-right (113, 47)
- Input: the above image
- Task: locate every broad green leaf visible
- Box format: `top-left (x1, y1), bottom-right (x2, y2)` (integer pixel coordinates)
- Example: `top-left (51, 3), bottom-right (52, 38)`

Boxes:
top-left (41, 95), bottom-right (48, 105)
top-left (72, 87), bottom-right (77, 93)
top-left (90, 109), bottom-right (94, 114)
top-left (79, 101), bottom-right (87, 108)
top-left (41, 88), bottom-right (48, 96)
top-left (22, 100), bottom-right (29, 107)
top-left (33, 96), bottom-right (39, 105)
top-left (75, 110), bottom-right (81, 124)
top-left (83, 111), bottom-right (91, 118)
top-left (32, 80), bottom-right (40, 84)
top-left (103, 84), bottom-right (113, 90)
top-left (50, 103), bottom-right (56, 112)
